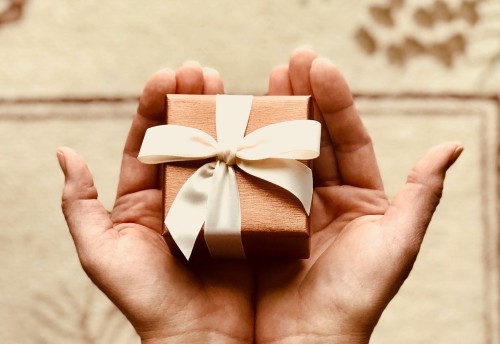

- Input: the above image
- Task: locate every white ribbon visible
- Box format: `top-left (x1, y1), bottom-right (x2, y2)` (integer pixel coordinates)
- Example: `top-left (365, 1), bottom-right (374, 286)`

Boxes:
top-left (138, 95), bottom-right (321, 260)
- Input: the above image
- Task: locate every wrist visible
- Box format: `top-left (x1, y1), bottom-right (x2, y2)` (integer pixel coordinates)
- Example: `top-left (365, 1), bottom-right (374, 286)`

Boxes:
top-left (262, 333), bottom-right (369, 344)
top-left (141, 330), bottom-right (251, 344)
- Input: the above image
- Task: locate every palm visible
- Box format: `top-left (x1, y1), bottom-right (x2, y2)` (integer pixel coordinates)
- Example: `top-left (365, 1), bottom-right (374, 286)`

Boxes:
top-left (109, 190), bottom-right (253, 339)
top-left (83, 188), bottom-right (247, 337)
top-left (60, 64), bottom-right (254, 343)
top-left (254, 50), bottom-right (460, 343)
top-left (256, 184), bottom-right (392, 341)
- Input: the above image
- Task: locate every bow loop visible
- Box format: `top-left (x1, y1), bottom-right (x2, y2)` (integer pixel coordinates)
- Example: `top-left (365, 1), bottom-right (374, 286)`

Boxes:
top-left (237, 120), bottom-right (321, 161)
top-left (138, 124), bottom-right (217, 163)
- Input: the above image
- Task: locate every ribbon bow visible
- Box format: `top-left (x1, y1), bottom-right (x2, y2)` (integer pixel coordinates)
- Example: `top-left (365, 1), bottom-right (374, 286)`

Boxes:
top-left (138, 95), bottom-right (321, 260)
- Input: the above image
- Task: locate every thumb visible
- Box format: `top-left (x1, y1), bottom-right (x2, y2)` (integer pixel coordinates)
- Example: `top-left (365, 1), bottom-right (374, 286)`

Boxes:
top-left (57, 147), bottom-right (112, 262)
top-left (382, 142), bottom-right (463, 257)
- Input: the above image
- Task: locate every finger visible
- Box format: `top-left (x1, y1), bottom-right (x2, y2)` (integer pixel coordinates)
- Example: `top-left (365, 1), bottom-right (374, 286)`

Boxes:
top-left (310, 58), bottom-right (383, 190)
top-left (268, 65), bottom-right (292, 95)
top-left (58, 147), bottom-right (113, 261)
top-left (383, 142), bottom-right (463, 259)
top-left (271, 52), bottom-right (340, 186)
top-left (116, 69), bottom-right (176, 198)
top-left (176, 60), bottom-right (204, 94)
top-left (288, 47), bottom-right (317, 95)
top-left (202, 67), bottom-right (224, 95)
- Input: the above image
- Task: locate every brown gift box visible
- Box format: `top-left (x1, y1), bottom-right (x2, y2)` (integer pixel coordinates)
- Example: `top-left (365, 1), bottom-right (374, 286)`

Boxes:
top-left (163, 94), bottom-right (313, 259)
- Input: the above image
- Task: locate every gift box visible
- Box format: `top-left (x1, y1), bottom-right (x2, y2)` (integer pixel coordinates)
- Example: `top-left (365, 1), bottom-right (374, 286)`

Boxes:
top-left (139, 94), bottom-right (320, 260)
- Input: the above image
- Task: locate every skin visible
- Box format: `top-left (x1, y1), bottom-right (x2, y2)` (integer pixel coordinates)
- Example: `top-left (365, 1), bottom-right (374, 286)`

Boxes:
top-left (57, 49), bottom-right (463, 344)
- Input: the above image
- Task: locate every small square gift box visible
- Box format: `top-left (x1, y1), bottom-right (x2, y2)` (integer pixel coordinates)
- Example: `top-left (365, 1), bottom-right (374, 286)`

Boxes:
top-left (138, 94), bottom-right (320, 260)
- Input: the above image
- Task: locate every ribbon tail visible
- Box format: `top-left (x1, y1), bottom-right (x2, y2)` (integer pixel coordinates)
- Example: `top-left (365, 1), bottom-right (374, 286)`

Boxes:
top-left (237, 159), bottom-right (313, 215)
top-left (204, 161), bottom-right (245, 258)
top-left (165, 162), bottom-right (215, 260)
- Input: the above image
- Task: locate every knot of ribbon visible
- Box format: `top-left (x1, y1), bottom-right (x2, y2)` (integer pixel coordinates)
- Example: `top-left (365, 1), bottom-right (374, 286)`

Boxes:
top-left (138, 95), bottom-right (321, 260)
top-left (216, 146), bottom-right (237, 166)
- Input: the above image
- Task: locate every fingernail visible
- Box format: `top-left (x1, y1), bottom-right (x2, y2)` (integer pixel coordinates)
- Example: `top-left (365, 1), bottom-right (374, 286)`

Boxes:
top-left (448, 145), bottom-right (464, 167)
top-left (56, 149), bottom-right (67, 174)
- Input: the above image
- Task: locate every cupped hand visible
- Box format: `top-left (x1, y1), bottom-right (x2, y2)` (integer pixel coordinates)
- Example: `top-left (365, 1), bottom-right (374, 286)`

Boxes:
top-left (58, 62), bottom-right (254, 344)
top-left (254, 49), bottom-right (463, 344)
top-left (59, 51), bottom-right (463, 344)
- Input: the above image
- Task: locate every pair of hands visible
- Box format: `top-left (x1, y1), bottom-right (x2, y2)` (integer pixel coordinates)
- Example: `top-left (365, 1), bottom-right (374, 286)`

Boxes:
top-left (58, 48), bottom-right (462, 344)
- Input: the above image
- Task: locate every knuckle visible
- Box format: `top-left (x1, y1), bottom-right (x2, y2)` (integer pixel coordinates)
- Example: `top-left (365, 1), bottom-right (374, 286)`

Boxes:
top-left (62, 181), bottom-right (98, 204)
top-left (406, 168), bottom-right (444, 205)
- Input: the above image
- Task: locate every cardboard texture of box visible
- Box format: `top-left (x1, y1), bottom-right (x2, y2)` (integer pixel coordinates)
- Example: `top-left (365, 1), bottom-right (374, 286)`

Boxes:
top-left (163, 94), bottom-right (313, 259)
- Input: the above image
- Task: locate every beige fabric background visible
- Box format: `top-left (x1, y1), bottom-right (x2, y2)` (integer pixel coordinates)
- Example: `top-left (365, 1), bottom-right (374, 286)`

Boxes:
top-left (0, 0), bottom-right (499, 343)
